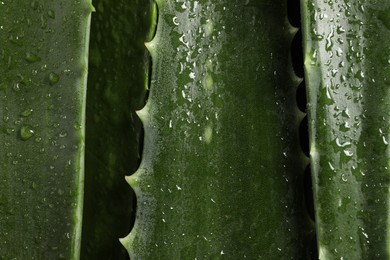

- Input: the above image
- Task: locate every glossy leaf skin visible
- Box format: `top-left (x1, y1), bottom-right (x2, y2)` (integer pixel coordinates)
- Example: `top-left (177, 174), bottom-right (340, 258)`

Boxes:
top-left (0, 0), bottom-right (92, 259)
top-left (302, 0), bottom-right (390, 258)
top-left (121, 0), bottom-right (311, 258)
top-left (81, 0), bottom-right (154, 258)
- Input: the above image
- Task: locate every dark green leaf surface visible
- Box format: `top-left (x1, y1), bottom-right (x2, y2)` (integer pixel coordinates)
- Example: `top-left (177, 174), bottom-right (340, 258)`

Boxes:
top-left (121, 0), bottom-right (311, 258)
top-left (302, 0), bottom-right (390, 258)
top-left (0, 0), bottom-right (92, 258)
top-left (81, 0), bottom-right (154, 258)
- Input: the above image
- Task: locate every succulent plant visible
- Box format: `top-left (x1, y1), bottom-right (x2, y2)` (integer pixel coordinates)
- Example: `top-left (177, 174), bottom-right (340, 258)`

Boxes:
top-left (0, 0), bottom-right (389, 259)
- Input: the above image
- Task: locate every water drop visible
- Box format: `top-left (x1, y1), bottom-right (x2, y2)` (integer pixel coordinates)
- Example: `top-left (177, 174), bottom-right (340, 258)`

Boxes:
top-left (355, 70), bottom-right (365, 81)
top-left (59, 131), bottom-right (68, 138)
top-left (6, 128), bottom-right (14, 135)
top-left (325, 84), bottom-right (334, 103)
top-left (336, 48), bottom-right (343, 57)
top-left (336, 138), bottom-right (351, 147)
top-left (325, 28), bottom-right (334, 51)
top-left (343, 150), bottom-right (353, 157)
top-left (336, 25), bottom-right (345, 34)
top-left (339, 121), bottom-right (351, 132)
top-left (383, 136), bottom-right (388, 145)
top-left (205, 20), bottom-right (213, 36)
top-left (20, 125), bottom-right (34, 141)
top-left (328, 161), bottom-right (335, 171)
top-left (41, 64), bottom-right (47, 72)
top-left (49, 72), bottom-right (59, 85)
top-left (204, 126), bottom-right (212, 144)
top-left (25, 52), bottom-right (40, 63)
top-left (172, 16), bottom-right (179, 25)
top-left (40, 16), bottom-right (47, 29)
top-left (313, 33), bottom-right (324, 41)
top-left (205, 74), bottom-right (213, 90)
top-left (20, 109), bottom-right (33, 117)
top-left (342, 108), bottom-right (350, 119)
top-left (13, 82), bottom-right (22, 92)
top-left (47, 10), bottom-right (55, 19)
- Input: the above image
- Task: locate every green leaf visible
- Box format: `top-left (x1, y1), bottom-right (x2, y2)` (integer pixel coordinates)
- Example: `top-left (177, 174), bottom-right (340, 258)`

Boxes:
top-left (120, 0), bottom-right (312, 258)
top-left (0, 0), bottom-right (92, 258)
top-left (302, 0), bottom-right (390, 258)
top-left (81, 0), bottom-right (154, 258)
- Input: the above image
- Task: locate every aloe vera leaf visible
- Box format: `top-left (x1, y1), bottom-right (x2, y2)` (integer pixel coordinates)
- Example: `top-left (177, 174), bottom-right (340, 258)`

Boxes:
top-left (301, 0), bottom-right (390, 258)
top-left (81, 0), bottom-right (154, 258)
top-left (0, 0), bottom-right (92, 258)
top-left (120, 0), bottom-right (312, 258)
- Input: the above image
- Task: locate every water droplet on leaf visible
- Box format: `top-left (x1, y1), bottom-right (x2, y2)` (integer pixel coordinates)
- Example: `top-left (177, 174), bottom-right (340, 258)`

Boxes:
top-left (20, 125), bottom-right (34, 141)
top-left (49, 72), bottom-right (59, 85)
